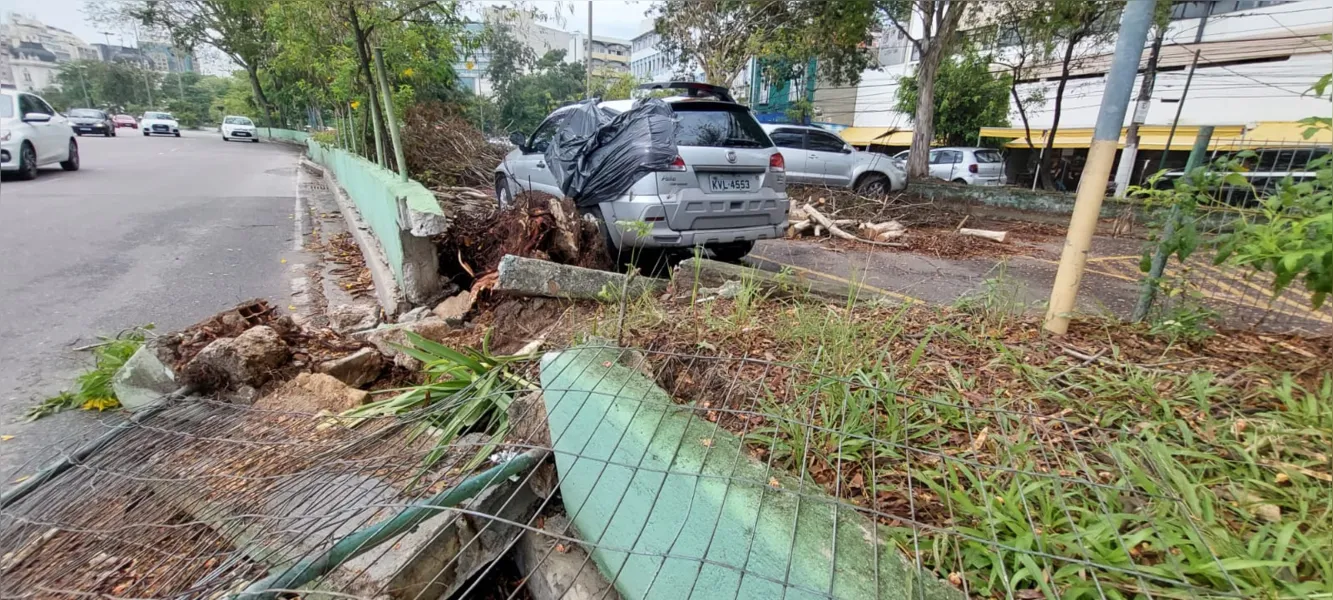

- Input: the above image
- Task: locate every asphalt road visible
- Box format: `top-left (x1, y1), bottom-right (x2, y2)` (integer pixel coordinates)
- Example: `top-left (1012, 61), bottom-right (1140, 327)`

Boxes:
top-left (0, 129), bottom-right (304, 480)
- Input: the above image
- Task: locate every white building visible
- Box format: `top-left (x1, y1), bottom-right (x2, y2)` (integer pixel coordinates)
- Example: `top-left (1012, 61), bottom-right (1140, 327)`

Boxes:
top-left (2, 13), bottom-right (99, 92)
top-left (847, 0), bottom-right (1333, 154)
top-left (571, 34), bottom-right (631, 74)
top-left (630, 20), bottom-right (674, 82)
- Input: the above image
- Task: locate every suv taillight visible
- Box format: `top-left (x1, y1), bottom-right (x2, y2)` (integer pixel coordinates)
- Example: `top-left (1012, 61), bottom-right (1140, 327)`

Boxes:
top-left (665, 155), bottom-right (686, 172)
top-left (969, 163), bottom-right (978, 174)
top-left (769, 152), bottom-right (785, 172)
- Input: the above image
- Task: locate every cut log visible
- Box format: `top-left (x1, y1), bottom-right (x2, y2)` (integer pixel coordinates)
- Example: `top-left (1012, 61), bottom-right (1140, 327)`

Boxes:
top-left (959, 228), bottom-right (1008, 243)
top-left (789, 206), bottom-right (809, 222)
top-left (875, 230), bottom-right (906, 242)
top-left (803, 204), bottom-right (907, 247)
top-left (788, 220), bottom-right (812, 237)
top-left (677, 258), bottom-right (896, 305)
top-left (859, 221), bottom-right (906, 235)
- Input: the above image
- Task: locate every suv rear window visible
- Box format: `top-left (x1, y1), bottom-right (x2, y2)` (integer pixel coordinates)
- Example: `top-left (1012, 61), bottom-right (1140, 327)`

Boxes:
top-left (671, 104), bottom-right (772, 148)
top-left (974, 150), bottom-right (1003, 163)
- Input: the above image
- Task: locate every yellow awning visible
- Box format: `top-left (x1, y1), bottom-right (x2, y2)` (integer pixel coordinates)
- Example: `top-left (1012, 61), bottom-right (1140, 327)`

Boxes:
top-left (839, 127), bottom-right (915, 146)
top-left (979, 123), bottom-right (1325, 151)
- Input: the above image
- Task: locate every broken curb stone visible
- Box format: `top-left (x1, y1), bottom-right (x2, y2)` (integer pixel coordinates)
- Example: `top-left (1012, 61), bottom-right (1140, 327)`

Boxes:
top-left (495, 254), bottom-right (665, 301)
top-left (354, 317), bottom-right (453, 369)
top-left (397, 306), bottom-right (433, 324)
top-left (318, 347), bottom-right (384, 388)
top-left (111, 346), bottom-right (177, 409)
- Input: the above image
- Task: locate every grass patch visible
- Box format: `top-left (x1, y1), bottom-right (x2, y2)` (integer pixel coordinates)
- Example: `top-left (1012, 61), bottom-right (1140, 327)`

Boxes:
top-left (27, 327), bottom-right (152, 420)
top-left (566, 283), bottom-right (1333, 598)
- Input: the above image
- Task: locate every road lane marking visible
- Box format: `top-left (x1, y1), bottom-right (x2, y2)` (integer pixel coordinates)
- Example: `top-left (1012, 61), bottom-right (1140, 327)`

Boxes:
top-left (747, 252), bottom-right (920, 304)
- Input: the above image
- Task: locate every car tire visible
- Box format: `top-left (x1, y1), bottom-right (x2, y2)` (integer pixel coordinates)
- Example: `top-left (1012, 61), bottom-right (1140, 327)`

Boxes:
top-left (144, 131), bottom-right (150, 136)
top-left (16, 142), bottom-right (38, 181)
top-left (222, 136), bottom-right (228, 142)
top-left (60, 140), bottom-right (79, 171)
top-left (952, 178), bottom-right (967, 185)
top-left (174, 131), bottom-right (181, 137)
top-left (251, 138), bottom-right (258, 143)
top-left (494, 174), bottom-right (513, 208)
top-left (855, 173), bottom-right (890, 196)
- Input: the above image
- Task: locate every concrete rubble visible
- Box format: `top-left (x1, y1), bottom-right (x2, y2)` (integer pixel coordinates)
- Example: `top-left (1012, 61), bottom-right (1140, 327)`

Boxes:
top-left (328, 303), bottom-right (380, 334)
top-left (317, 347), bottom-right (384, 388)
top-left (254, 372), bottom-right (369, 413)
top-left (111, 346), bottom-right (177, 410)
top-left (432, 290), bottom-right (475, 325)
top-left (397, 306), bottom-right (433, 323)
top-left (495, 254), bottom-right (665, 301)
top-left (182, 325), bottom-right (290, 389)
top-left (513, 514), bottom-right (620, 600)
top-left (353, 317), bottom-right (454, 369)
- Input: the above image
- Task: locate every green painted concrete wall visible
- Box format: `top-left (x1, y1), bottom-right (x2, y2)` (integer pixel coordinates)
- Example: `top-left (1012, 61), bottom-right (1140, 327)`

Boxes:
top-left (259, 128), bottom-right (310, 144)
top-left (540, 344), bottom-right (963, 600)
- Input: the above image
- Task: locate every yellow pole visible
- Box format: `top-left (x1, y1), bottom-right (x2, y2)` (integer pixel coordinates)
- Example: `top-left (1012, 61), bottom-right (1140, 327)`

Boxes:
top-left (1043, 0), bottom-right (1157, 334)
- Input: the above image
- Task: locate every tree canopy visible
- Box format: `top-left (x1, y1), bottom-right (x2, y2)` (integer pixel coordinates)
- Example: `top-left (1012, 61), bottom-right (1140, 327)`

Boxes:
top-left (895, 45), bottom-right (1011, 148)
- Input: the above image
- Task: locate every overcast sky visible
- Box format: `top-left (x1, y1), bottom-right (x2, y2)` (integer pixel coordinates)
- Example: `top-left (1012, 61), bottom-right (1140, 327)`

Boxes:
top-left (4, 0), bottom-right (656, 54)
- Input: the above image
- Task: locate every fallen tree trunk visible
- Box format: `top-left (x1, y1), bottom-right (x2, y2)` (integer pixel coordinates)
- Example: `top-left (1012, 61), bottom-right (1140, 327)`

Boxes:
top-left (677, 258), bottom-right (896, 305)
top-left (959, 228), bottom-right (1008, 243)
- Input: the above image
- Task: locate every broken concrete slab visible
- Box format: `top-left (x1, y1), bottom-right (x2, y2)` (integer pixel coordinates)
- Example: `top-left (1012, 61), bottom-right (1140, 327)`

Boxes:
top-left (677, 258), bottom-right (891, 305)
top-left (432, 290), bottom-right (475, 325)
top-left (397, 306), bottom-right (432, 324)
top-left (317, 348), bottom-right (384, 388)
top-left (496, 255), bottom-right (665, 301)
top-left (328, 304), bottom-right (380, 334)
top-left (182, 325), bottom-right (290, 389)
top-left (353, 317), bottom-right (453, 369)
top-left (514, 514), bottom-right (620, 600)
top-left (112, 346), bottom-right (177, 410)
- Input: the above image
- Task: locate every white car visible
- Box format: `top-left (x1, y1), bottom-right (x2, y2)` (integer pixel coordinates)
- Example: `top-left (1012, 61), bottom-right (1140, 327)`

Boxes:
top-left (221, 115), bottom-right (259, 142)
top-left (893, 147), bottom-right (1006, 186)
top-left (141, 111), bottom-right (181, 137)
top-left (0, 90), bottom-right (80, 180)
top-left (762, 124), bottom-right (906, 194)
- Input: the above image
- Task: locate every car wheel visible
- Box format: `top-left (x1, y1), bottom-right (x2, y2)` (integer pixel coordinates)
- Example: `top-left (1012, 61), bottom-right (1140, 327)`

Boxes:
top-left (709, 241), bottom-right (755, 263)
top-left (495, 175), bottom-right (513, 208)
top-left (174, 131), bottom-right (181, 137)
top-left (251, 138), bottom-right (258, 143)
top-left (60, 140), bottom-right (80, 171)
top-left (222, 136), bottom-right (228, 142)
top-left (144, 131), bottom-right (150, 136)
top-left (952, 178), bottom-right (967, 185)
top-left (16, 143), bottom-right (38, 180)
top-left (855, 173), bottom-right (890, 196)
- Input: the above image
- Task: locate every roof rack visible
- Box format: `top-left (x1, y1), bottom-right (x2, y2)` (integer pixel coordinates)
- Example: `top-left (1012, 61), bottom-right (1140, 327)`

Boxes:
top-left (635, 81), bottom-right (735, 103)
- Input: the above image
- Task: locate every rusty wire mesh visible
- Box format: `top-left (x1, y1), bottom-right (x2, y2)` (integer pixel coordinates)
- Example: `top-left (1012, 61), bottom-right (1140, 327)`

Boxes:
top-left (1138, 140), bottom-right (1332, 335)
top-left (1, 339), bottom-right (1325, 599)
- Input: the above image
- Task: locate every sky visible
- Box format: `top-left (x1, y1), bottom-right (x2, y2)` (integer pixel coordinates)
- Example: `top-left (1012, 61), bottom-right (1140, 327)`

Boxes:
top-left (4, 0), bottom-right (656, 61)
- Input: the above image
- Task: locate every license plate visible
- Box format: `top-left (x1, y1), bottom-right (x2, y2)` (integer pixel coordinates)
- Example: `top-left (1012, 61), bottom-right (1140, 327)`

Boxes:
top-left (233, 131), bottom-right (250, 137)
top-left (708, 175), bottom-right (758, 192)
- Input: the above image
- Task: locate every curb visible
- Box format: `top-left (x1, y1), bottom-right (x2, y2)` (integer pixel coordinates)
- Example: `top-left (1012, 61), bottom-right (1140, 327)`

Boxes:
top-left (302, 158), bottom-right (408, 317)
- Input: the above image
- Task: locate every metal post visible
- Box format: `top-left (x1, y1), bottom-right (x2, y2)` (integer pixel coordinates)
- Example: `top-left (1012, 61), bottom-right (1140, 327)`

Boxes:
top-left (1113, 27), bottom-right (1166, 197)
top-left (586, 1), bottom-right (594, 99)
top-left (372, 47), bottom-right (409, 182)
top-left (1132, 126), bottom-right (1213, 321)
top-left (1044, 0), bottom-right (1158, 334)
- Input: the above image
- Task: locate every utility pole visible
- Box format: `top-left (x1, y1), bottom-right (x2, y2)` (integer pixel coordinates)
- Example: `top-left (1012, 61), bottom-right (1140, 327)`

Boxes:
top-left (585, 1), bottom-right (594, 100)
top-left (1157, 9), bottom-right (1211, 173)
top-left (1112, 26), bottom-right (1165, 197)
top-left (1043, 0), bottom-right (1158, 335)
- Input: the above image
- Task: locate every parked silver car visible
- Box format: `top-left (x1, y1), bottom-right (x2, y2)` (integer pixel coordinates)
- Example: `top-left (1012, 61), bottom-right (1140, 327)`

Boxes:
top-left (762, 124), bottom-right (906, 194)
top-left (494, 84), bottom-right (788, 262)
top-left (893, 147), bottom-right (1006, 185)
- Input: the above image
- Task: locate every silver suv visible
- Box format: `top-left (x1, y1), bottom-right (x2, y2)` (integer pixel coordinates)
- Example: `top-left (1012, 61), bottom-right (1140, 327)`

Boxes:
top-left (763, 124), bottom-right (906, 194)
top-left (494, 84), bottom-right (789, 261)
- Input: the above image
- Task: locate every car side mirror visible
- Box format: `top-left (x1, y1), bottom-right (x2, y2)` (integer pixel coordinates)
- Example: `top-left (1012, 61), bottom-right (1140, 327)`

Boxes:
top-left (22, 112), bottom-right (52, 123)
top-left (508, 131), bottom-right (527, 149)
top-left (841, 145), bottom-right (853, 154)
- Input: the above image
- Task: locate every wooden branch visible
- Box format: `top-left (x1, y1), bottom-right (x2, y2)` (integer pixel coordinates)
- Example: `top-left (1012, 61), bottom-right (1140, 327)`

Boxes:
top-left (959, 228), bottom-right (1008, 243)
top-left (803, 204), bottom-right (908, 247)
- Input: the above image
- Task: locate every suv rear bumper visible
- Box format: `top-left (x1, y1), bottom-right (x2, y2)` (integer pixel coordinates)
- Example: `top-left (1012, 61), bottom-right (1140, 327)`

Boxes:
top-left (601, 196), bottom-right (789, 249)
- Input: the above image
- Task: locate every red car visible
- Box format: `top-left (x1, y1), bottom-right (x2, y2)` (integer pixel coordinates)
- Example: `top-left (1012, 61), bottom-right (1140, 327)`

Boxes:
top-left (113, 114), bottom-right (138, 129)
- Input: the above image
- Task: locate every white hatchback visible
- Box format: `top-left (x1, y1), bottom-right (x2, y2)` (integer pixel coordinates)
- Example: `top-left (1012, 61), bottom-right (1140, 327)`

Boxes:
top-left (221, 115), bottom-right (259, 142)
top-left (0, 90), bottom-right (80, 180)
top-left (894, 147), bottom-right (1006, 185)
top-left (141, 111), bottom-right (181, 137)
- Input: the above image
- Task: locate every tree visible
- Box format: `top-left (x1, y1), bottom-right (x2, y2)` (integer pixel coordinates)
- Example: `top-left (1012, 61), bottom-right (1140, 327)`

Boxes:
top-left (494, 50), bottom-right (586, 135)
top-left (991, 1), bottom-right (1057, 156)
top-left (654, 0), bottom-right (880, 88)
top-left (883, 0), bottom-right (973, 180)
top-left (593, 71), bottom-right (638, 101)
top-left (895, 45), bottom-right (1011, 148)
top-left (1027, 0), bottom-right (1123, 189)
